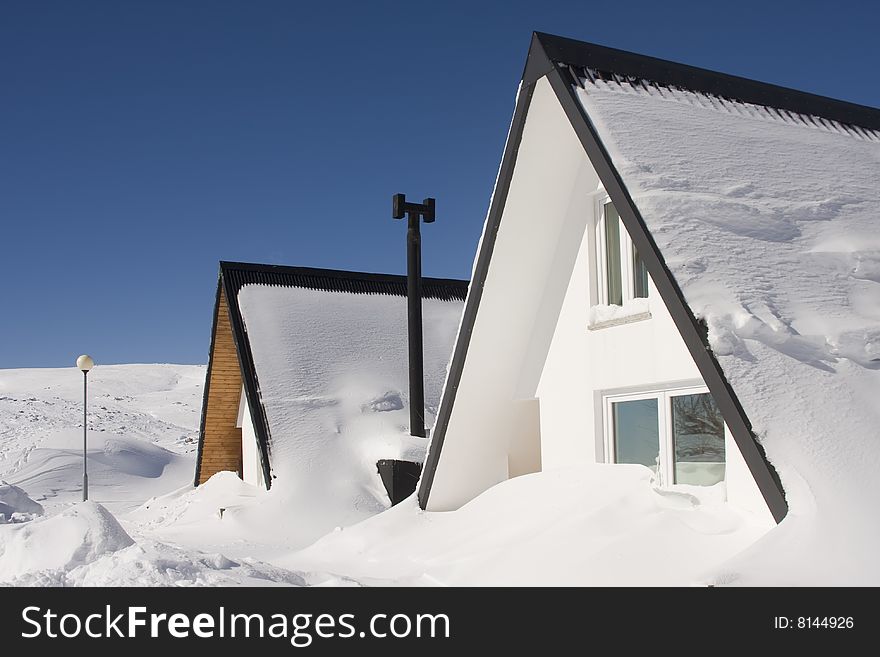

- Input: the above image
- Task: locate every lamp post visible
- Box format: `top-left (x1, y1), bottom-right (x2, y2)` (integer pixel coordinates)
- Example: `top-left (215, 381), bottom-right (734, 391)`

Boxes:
top-left (76, 354), bottom-right (94, 502)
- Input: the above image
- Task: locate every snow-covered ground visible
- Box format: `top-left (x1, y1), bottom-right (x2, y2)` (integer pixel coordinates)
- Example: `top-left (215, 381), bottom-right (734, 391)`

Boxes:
top-left (282, 466), bottom-right (768, 586)
top-left (0, 364), bottom-right (333, 586)
top-left (0, 362), bottom-right (852, 586)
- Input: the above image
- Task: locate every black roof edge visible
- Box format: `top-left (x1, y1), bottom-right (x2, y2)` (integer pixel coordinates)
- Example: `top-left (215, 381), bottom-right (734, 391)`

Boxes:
top-left (219, 260), bottom-right (469, 301)
top-left (535, 32), bottom-right (880, 132)
top-left (521, 32), bottom-right (555, 87)
top-left (221, 268), bottom-right (275, 489)
top-left (419, 32), bottom-right (789, 524)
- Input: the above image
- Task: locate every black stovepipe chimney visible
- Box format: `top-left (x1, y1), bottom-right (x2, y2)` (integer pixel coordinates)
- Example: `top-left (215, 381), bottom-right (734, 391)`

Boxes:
top-left (392, 193), bottom-right (435, 438)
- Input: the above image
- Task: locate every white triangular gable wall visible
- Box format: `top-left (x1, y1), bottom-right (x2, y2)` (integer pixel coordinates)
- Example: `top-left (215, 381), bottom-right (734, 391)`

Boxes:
top-left (236, 384), bottom-right (266, 490)
top-left (426, 78), bottom-right (772, 524)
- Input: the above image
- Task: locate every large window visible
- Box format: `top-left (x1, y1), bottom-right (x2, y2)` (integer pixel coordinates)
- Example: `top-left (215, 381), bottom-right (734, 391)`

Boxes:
top-left (604, 386), bottom-right (726, 486)
top-left (596, 200), bottom-right (650, 306)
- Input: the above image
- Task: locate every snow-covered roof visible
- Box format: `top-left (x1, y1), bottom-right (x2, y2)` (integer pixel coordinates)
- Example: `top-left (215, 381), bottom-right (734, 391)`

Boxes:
top-left (239, 284), bottom-right (465, 475)
top-left (420, 34), bottom-right (880, 583)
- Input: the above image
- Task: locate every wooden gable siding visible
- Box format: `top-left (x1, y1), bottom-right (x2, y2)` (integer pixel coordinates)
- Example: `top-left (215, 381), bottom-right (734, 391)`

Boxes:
top-left (197, 285), bottom-right (243, 483)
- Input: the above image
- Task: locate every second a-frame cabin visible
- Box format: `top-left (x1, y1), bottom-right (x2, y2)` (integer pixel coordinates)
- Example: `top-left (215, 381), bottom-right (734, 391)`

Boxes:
top-left (195, 261), bottom-right (467, 505)
top-left (419, 32), bottom-right (880, 547)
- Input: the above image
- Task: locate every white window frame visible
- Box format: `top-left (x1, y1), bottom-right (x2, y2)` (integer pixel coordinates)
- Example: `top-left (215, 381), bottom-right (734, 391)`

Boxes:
top-left (595, 195), bottom-right (646, 306)
top-left (603, 384), bottom-right (724, 487)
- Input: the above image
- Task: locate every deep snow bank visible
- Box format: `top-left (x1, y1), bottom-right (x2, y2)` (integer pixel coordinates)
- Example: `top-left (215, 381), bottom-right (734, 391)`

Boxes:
top-left (281, 466), bottom-right (768, 586)
top-left (0, 502), bottom-right (133, 581)
top-left (133, 471), bottom-right (262, 530)
top-left (132, 472), bottom-right (379, 559)
top-left (0, 500), bottom-right (316, 587)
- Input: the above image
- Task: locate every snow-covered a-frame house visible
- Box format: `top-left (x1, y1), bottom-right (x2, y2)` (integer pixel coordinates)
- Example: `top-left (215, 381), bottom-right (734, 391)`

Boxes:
top-left (418, 33), bottom-right (880, 576)
top-left (195, 261), bottom-right (467, 510)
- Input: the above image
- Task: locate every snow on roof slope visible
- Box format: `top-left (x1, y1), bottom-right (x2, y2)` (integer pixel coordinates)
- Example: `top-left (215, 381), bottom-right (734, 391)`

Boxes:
top-left (237, 284), bottom-right (463, 545)
top-left (576, 77), bottom-right (880, 584)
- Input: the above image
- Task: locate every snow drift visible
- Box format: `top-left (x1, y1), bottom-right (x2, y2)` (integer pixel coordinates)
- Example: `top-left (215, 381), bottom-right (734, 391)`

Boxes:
top-left (0, 501), bottom-right (134, 582)
top-left (0, 482), bottom-right (44, 523)
top-left (282, 465), bottom-right (769, 586)
top-left (0, 499), bottom-right (317, 587)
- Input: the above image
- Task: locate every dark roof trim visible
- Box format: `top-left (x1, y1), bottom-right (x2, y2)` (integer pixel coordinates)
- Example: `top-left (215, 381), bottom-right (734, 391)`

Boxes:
top-left (199, 261), bottom-right (469, 489)
top-left (521, 32), bottom-right (557, 87)
top-left (419, 33), bottom-right (789, 523)
top-left (535, 32), bottom-right (880, 132)
top-left (222, 271), bottom-right (275, 488)
top-left (220, 261), bottom-right (468, 302)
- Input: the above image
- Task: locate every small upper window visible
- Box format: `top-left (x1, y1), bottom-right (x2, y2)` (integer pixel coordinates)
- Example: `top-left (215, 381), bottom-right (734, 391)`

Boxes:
top-left (597, 200), bottom-right (649, 306)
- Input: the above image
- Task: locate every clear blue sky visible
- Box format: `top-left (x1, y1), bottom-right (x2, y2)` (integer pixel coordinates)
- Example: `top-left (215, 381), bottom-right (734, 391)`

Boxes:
top-left (2, 1), bottom-right (878, 368)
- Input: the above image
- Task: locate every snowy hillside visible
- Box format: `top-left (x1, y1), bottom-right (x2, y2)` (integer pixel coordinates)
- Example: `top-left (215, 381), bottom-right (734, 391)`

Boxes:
top-left (0, 364), bottom-right (203, 514)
